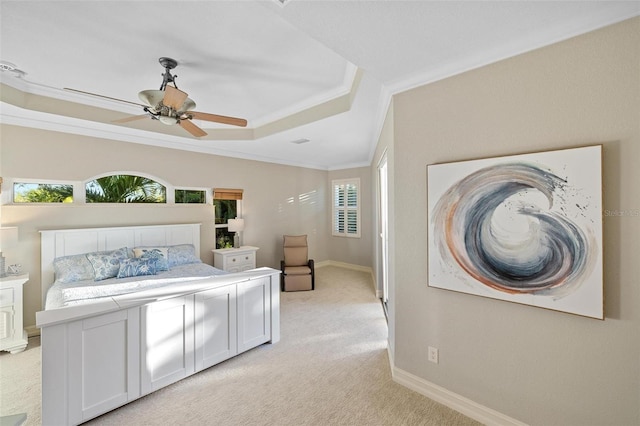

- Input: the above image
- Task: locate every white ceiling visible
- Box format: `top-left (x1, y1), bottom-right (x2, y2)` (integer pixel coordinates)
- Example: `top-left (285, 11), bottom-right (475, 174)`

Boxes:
top-left (1, 1), bottom-right (638, 170)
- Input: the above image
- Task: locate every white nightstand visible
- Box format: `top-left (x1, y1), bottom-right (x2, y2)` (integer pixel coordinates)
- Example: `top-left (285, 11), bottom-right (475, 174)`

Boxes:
top-left (212, 246), bottom-right (259, 272)
top-left (0, 274), bottom-right (29, 354)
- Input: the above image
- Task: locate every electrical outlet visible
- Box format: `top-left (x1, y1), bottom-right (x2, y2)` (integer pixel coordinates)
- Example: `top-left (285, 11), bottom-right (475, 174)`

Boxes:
top-left (428, 346), bottom-right (439, 364)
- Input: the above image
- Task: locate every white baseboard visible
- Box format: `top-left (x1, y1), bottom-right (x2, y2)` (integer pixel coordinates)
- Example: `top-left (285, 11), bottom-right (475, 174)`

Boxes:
top-left (315, 260), bottom-right (371, 274)
top-left (388, 354), bottom-right (527, 426)
top-left (26, 325), bottom-right (40, 338)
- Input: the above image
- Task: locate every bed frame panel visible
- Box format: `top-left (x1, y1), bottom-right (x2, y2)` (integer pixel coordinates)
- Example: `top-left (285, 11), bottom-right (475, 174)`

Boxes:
top-left (40, 223), bottom-right (201, 307)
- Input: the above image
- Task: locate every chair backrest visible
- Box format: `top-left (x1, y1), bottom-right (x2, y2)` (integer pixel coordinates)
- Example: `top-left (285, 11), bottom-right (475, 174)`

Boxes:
top-left (283, 235), bottom-right (308, 267)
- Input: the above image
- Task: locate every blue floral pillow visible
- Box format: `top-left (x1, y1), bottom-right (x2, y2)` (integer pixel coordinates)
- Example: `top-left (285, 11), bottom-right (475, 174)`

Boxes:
top-left (53, 253), bottom-right (95, 283)
top-left (168, 244), bottom-right (201, 267)
top-left (86, 247), bottom-right (130, 281)
top-left (133, 247), bottom-right (169, 271)
top-left (117, 258), bottom-right (157, 279)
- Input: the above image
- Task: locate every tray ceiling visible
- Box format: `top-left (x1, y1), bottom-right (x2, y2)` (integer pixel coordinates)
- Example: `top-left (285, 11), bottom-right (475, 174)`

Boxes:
top-left (1, 1), bottom-right (637, 169)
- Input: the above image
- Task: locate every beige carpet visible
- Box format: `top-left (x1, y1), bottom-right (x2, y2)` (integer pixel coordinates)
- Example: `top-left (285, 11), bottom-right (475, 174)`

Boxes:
top-left (0, 266), bottom-right (480, 425)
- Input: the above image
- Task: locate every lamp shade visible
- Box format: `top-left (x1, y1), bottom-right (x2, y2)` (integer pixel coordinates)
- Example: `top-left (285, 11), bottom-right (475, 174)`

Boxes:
top-left (227, 218), bottom-right (245, 233)
top-left (0, 227), bottom-right (18, 251)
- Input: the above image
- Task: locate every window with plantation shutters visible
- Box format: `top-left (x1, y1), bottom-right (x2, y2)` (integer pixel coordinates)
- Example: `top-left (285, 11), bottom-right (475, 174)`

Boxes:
top-left (332, 178), bottom-right (360, 238)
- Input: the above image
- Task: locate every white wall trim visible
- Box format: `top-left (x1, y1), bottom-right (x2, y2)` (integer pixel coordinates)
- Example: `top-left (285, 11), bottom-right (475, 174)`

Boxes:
top-left (25, 325), bottom-right (39, 338)
top-left (388, 360), bottom-right (527, 426)
top-left (315, 260), bottom-right (370, 273)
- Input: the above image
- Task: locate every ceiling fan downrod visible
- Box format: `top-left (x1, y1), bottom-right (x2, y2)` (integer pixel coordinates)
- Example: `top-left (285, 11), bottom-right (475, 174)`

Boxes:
top-left (158, 57), bottom-right (179, 90)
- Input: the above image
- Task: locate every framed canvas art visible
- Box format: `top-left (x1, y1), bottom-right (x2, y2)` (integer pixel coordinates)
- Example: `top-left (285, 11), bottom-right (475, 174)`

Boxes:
top-left (427, 145), bottom-right (603, 319)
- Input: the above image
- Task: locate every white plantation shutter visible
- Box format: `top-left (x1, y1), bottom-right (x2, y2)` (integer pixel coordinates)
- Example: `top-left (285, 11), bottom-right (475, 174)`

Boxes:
top-left (332, 178), bottom-right (360, 238)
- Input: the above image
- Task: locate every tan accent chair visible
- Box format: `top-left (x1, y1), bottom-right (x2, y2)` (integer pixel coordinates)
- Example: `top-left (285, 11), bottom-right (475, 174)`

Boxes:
top-left (280, 235), bottom-right (315, 291)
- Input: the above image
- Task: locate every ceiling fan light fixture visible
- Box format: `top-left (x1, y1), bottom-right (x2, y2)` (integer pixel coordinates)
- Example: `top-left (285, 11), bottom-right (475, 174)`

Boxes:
top-left (159, 115), bottom-right (179, 126)
top-left (138, 89), bottom-right (196, 113)
top-left (138, 89), bottom-right (164, 108)
top-left (178, 98), bottom-right (196, 113)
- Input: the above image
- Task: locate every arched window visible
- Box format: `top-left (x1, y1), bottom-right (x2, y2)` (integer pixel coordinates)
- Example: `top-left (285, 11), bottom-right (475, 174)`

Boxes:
top-left (85, 174), bottom-right (166, 203)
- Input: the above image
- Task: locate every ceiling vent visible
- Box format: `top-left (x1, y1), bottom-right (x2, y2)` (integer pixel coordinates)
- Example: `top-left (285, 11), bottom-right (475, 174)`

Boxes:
top-left (290, 138), bottom-right (310, 145)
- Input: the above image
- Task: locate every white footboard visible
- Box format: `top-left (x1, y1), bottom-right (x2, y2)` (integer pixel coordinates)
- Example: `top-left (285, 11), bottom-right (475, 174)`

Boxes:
top-left (37, 269), bottom-right (280, 426)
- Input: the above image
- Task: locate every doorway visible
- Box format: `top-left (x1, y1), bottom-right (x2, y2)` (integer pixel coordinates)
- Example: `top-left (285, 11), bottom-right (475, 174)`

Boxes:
top-left (378, 153), bottom-right (389, 317)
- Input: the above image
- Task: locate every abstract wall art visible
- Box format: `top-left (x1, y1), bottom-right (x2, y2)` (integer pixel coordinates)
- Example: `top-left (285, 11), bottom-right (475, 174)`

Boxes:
top-left (427, 146), bottom-right (603, 319)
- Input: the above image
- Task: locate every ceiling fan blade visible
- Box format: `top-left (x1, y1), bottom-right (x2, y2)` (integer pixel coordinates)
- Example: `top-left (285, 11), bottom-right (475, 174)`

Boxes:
top-left (188, 111), bottom-right (248, 127)
top-left (179, 119), bottom-right (207, 137)
top-left (64, 88), bottom-right (147, 108)
top-left (112, 114), bottom-right (150, 124)
top-left (163, 85), bottom-right (189, 110)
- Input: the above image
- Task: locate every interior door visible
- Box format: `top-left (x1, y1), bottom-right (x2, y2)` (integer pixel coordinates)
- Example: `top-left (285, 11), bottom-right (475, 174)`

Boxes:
top-left (378, 153), bottom-right (389, 311)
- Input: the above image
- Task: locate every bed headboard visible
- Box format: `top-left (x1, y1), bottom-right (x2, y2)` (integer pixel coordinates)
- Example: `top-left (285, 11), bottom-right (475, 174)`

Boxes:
top-left (40, 223), bottom-right (201, 308)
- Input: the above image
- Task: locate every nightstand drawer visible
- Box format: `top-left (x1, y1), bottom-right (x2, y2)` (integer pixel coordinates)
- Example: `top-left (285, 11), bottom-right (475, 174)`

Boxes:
top-left (212, 247), bottom-right (259, 272)
top-left (227, 253), bottom-right (255, 266)
top-left (0, 289), bottom-right (13, 307)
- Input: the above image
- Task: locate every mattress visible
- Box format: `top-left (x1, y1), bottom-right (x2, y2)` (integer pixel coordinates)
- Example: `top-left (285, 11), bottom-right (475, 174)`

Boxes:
top-left (46, 262), bottom-right (228, 309)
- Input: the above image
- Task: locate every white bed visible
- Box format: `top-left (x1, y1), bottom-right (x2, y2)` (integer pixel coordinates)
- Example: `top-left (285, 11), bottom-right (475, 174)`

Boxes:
top-left (36, 223), bottom-right (281, 426)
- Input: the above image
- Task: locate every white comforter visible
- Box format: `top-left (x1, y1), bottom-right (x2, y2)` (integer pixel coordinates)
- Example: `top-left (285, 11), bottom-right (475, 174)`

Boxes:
top-left (46, 262), bottom-right (228, 309)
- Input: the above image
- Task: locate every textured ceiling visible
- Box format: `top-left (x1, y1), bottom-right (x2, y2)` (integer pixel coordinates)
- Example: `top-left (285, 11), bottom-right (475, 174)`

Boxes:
top-left (1, 1), bottom-right (638, 170)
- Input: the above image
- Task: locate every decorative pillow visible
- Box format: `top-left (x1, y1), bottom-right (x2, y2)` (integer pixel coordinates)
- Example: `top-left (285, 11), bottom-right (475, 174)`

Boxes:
top-left (53, 254), bottom-right (94, 283)
top-left (133, 247), bottom-right (169, 271)
top-left (117, 258), bottom-right (157, 279)
top-left (168, 244), bottom-right (200, 267)
top-left (86, 247), bottom-right (130, 281)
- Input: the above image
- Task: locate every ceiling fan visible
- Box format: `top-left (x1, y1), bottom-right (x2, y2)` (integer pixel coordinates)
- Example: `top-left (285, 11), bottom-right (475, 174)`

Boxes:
top-left (65, 57), bottom-right (247, 137)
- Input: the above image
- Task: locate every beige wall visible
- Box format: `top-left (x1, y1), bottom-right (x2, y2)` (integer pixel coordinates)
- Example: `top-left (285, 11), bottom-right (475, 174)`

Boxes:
top-left (0, 126), bottom-right (370, 330)
top-left (391, 17), bottom-right (639, 425)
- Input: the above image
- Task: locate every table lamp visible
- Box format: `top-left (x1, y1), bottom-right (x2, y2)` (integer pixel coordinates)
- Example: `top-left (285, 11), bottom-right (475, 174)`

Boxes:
top-left (0, 227), bottom-right (18, 277)
top-left (228, 218), bottom-right (245, 248)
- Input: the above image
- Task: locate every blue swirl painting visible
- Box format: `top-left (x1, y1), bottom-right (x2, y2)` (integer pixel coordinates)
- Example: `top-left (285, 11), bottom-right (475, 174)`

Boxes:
top-left (427, 146), bottom-right (603, 319)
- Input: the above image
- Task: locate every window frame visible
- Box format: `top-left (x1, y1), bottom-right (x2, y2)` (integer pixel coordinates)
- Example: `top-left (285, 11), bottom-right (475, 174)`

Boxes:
top-left (3, 175), bottom-right (213, 205)
top-left (213, 188), bottom-right (244, 249)
top-left (8, 178), bottom-right (80, 204)
top-left (332, 178), bottom-right (361, 238)
top-left (174, 188), bottom-right (209, 204)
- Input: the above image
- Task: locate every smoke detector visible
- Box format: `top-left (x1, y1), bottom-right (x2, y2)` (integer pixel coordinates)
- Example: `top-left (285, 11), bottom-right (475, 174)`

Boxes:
top-left (0, 61), bottom-right (26, 78)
